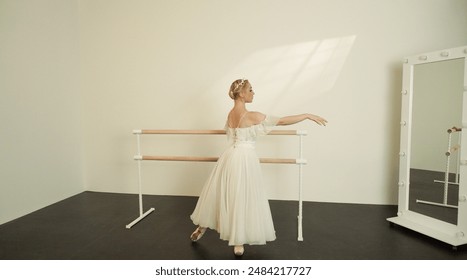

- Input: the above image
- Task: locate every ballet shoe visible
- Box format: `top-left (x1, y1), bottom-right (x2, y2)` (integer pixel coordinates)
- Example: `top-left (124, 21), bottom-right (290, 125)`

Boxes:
top-left (190, 227), bottom-right (206, 242)
top-left (234, 245), bottom-right (244, 256)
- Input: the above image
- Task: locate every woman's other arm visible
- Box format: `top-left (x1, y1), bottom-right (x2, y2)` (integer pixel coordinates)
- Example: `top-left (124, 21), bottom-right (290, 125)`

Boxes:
top-left (248, 112), bottom-right (327, 126)
top-left (277, 114), bottom-right (327, 126)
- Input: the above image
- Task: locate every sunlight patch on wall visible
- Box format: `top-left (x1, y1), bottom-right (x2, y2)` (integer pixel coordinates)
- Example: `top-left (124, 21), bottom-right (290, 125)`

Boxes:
top-left (211, 36), bottom-right (356, 113)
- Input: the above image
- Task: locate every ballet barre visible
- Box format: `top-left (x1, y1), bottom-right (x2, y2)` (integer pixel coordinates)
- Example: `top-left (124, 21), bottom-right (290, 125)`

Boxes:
top-left (127, 129), bottom-right (308, 241)
top-left (134, 155), bottom-right (306, 164)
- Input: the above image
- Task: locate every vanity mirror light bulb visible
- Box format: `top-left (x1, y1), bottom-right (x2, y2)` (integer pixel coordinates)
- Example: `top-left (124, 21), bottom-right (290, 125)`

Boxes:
top-left (399, 152), bottom-right (406, 157)
top-left (440, 51), bottom-right (449, 57)
top-left (418, 55), bottom-right (428, 61)
top-left (401, 90), bottom-right (407, 95)
top-left (459, 195), bottom-right (467, 202)
top-left (398, 181), bottom-right (405, 187)
top-left (400, 121), bottom-right (407, 126)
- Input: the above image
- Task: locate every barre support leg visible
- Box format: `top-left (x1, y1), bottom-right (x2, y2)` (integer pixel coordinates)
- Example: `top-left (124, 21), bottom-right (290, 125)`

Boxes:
top-left (126, 133), bottom-right (155, 229)
top-left (126, 208), bottom-right (156, 229)
top-left (415, 199), bottom-right (458, 209)
top-left (297, 134), bottom-right (304, 242)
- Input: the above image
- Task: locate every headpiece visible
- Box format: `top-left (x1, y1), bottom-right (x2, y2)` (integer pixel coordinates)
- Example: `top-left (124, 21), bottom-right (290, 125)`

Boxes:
top-left (233, 79), bottom-right (246, 92)
top-left (229, 78), bottom-right (248, 99)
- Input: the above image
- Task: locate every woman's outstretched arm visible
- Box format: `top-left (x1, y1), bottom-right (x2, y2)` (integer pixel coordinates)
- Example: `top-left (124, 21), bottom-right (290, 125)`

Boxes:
top-left (277, 114), bottom-right (327, 126)
top-left (248, 112), bottom-right (327, 126)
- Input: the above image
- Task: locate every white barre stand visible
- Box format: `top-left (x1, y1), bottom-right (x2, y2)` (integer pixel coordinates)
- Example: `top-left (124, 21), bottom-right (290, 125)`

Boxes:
top-left (126, 129), bottom-right (308, 241)
top-left (417, 127), bottom-right (461, 209)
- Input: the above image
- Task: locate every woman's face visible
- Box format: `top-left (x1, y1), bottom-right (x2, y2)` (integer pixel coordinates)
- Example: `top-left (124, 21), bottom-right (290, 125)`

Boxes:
top-left (242, 83), bottom-right (255, 103)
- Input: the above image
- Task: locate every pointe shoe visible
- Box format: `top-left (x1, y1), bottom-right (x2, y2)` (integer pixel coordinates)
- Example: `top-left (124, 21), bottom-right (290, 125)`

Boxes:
top-left (234, 245), bottom-right (244, 256)
top-left (190, 227), bottom-right (206, 242)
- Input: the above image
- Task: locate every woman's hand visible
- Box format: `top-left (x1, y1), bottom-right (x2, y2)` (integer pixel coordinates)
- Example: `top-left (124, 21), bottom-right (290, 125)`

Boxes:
top-left (306, 114), bottom-right (328, 126)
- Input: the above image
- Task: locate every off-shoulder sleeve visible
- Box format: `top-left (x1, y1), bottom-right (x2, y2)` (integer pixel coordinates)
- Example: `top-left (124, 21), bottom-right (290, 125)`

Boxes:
top-left (255, 115), bottom-right (280, 136)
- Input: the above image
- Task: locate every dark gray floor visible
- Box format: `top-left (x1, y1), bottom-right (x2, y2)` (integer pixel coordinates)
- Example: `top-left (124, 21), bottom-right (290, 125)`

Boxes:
top-left (0, 191), bottom-right (466, 260)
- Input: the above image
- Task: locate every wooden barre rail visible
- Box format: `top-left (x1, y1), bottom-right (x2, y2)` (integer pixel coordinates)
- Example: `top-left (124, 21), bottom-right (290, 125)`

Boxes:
top-left (133, 129), bottom-right (307, 136)
top-left (136, 155), bottom-right (306, 164)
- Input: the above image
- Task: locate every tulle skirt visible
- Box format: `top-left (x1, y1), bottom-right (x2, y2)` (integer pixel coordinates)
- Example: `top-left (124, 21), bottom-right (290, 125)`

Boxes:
top-left (190, 143), bottom-right (276, 246)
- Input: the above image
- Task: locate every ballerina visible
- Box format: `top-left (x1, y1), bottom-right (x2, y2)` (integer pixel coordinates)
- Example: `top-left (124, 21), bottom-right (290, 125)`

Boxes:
top-left (190, 79), bottom-right (327, 256)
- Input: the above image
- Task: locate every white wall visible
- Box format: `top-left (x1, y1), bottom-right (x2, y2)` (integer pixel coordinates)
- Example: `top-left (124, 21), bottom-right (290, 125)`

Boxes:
top-left (0, 0), bottom-right (84, 225)
top-left (79, 0), bottom-right (467, 205)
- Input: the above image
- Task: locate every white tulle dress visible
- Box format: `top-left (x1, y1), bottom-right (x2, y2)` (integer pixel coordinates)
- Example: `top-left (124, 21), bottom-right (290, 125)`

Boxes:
top-left (190, 115), bottom-right (279, 246)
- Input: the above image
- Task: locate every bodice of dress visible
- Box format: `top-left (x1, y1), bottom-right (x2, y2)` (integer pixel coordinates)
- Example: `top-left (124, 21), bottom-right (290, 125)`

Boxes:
top-left (225, 115), bottom-right (280, 148)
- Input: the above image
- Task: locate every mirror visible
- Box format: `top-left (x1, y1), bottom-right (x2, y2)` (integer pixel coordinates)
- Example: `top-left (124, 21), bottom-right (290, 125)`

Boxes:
top-left (409, 58), bottom-right (464, 225)
top-left (388, 46), bottom-right (467, 248)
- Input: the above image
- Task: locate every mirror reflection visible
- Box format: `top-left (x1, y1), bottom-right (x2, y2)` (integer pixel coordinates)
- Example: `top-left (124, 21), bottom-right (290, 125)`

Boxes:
top-left (409, 58), bottom-right (465, 225)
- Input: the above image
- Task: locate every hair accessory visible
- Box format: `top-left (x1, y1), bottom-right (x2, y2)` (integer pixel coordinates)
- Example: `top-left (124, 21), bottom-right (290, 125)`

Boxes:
top-left (233, 79), bottom-right (246, 92)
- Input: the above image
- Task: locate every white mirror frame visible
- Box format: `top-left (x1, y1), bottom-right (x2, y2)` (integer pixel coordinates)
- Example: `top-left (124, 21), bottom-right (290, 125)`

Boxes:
top-left (388, 46), bottom-right (467, 247)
